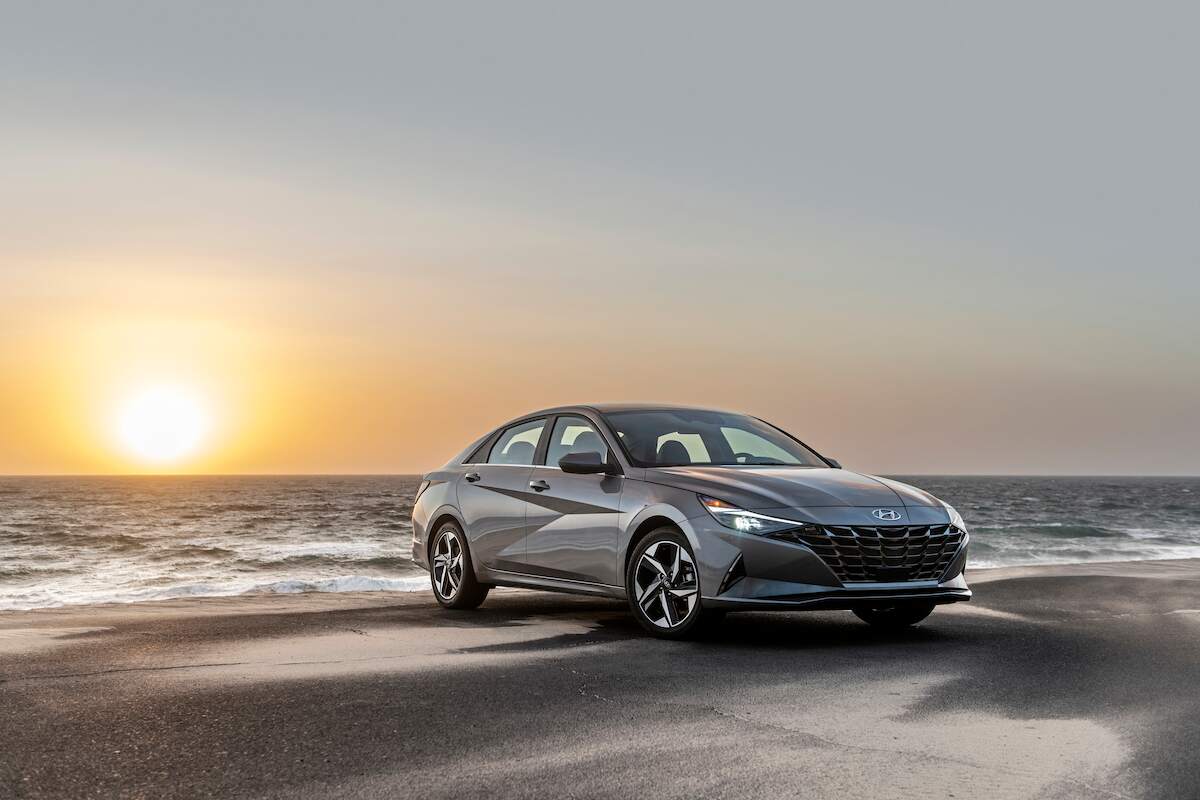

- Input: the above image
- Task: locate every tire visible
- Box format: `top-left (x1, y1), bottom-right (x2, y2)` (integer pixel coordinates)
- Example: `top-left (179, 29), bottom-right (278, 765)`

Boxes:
top-left (853, 602), bottom-right (935, 629)
top-left (626, 527), bottom-right (722, 639)
top-left (429, 521), bottom-right (489, 610)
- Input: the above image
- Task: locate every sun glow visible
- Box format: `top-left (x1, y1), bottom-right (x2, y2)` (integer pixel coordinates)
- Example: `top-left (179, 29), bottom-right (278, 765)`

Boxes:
top-left (115, 385), bottom-right (212, 465)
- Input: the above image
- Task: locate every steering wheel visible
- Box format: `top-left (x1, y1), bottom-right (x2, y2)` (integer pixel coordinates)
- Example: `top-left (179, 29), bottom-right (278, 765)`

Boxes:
top-left (734, 452), bottom-right (755, 464)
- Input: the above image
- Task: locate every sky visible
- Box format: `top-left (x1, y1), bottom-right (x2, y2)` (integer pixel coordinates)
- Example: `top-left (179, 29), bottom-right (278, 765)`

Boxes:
top-left (1, 1), bottom-right (1197, 475)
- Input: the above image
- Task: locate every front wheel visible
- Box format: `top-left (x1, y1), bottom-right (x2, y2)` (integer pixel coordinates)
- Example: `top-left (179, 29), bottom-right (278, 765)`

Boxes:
top-left (430, 521), bottom-right (489, 609)
top-left (626, 528), bottom-right (722, 639)
top-left (853, 602), bottom-right (935, 629)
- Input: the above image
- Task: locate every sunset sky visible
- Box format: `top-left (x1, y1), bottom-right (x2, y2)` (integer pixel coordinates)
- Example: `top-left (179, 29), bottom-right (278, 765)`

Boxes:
top-left (2, 3), bottom-right (1197, 475)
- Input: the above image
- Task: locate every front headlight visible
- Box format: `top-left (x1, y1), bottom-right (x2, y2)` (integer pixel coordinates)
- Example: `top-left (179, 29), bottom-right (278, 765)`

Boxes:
top-left (943, 502), bottom-right (966, 531)
top-left (699, 495), bottom-right (805, 535)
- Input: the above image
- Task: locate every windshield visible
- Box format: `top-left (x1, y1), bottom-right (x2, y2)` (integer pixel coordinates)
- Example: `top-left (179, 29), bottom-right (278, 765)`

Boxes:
top-left (602, 409), bottom-right (829, 468)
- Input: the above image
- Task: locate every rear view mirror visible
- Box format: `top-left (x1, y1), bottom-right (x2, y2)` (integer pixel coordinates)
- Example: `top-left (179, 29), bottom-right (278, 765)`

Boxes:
top-left (558, 451), bottom-right (614, 475)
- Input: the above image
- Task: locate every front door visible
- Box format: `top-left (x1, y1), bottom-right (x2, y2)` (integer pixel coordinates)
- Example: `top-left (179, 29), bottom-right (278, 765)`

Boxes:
top-left (456, 417), bottom-right (546, 573)
top-left (523, 414), bottom-right (624, 586)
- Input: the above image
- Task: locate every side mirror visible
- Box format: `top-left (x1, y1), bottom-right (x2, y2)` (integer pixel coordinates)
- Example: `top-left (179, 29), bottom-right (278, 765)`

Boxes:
top-left (826, 458), bottom-right (842, 469)
top-left (558, 451), bottom-right (615, 475)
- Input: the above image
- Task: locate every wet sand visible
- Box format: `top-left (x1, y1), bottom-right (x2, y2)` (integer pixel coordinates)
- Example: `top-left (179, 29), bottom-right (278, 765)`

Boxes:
top-left (2, 560), bottom-right (1198, 799)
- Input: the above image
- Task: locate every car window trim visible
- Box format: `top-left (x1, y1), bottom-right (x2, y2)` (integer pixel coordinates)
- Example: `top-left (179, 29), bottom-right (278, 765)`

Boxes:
top-left (531, 417), bottom-right (552, 466)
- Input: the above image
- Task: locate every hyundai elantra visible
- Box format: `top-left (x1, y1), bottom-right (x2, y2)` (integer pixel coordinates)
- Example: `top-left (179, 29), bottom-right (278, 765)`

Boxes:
top-left (412, 405), bottom-right (970, 638)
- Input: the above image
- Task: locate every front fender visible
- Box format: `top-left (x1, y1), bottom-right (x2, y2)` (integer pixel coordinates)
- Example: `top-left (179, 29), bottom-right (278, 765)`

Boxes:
top-left (616, 483), bottom-right (735, 598)
top-left (620, 502), bottom-right (695, 557)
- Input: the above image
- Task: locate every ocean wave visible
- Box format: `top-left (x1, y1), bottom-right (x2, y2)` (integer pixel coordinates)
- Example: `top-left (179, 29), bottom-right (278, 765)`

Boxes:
top-left (234, 554), bottom-right (412, 570)
top-left (3, 474), bottom-right (1199, 611)
top-left (974, 523), bottom-right (1120, 538)
top-left (969, 546), bottom-right (1200, 569)
top-left (246, 541), bottom-right (394, 560)
top-left (247, 575), bottom-right (429, 594)
top-left (146, 545), bottom-right (238, 561)
top-left (9, 531), bottom-right (151, 551)
top-left (0, 565), bottom-right (76, 580)
top-left (0, 573), bottom-right (430, 611)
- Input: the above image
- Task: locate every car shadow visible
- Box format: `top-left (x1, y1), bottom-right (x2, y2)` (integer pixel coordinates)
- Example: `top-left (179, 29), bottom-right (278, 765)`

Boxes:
top-left (444, 596), bottom-right (973, 654)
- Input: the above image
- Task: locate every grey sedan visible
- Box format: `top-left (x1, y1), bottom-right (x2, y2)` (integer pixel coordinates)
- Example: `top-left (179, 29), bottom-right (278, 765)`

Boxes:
top-left (412, 404), bottom-right (970, 638)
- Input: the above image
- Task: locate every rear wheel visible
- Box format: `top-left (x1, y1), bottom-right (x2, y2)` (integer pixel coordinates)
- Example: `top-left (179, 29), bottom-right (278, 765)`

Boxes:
top-left (430, 521), bottom-right (489, 609)
top-left (627, 528), bottom-right (722, 639)
top-left (853, 602), bottom-right (935, 629)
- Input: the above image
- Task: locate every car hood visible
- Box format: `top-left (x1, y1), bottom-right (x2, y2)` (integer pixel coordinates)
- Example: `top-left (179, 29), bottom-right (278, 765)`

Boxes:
top-left (643, 466), bottom-right (943, 509)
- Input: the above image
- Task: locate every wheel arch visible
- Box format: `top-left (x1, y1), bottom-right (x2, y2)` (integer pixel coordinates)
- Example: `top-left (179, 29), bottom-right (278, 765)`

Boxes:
top-left (425, 508), bottom-right (467, 561)
top-left (621, 505), bottom-right (698, 581)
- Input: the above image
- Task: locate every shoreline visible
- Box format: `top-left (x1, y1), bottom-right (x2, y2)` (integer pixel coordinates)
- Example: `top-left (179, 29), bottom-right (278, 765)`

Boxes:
top-left (4, 555), bottom-right (1200, 620)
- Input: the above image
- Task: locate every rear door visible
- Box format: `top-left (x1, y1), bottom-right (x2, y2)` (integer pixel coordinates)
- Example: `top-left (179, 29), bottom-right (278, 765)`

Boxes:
top-left (523, 414), bottom-right (624, 586)
top-left (456, 418), bottom-right (547, 573)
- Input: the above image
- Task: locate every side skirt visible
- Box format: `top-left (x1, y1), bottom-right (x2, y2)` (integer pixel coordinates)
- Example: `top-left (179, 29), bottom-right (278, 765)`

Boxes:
top-left (479, 567), bottom-right (627, 600)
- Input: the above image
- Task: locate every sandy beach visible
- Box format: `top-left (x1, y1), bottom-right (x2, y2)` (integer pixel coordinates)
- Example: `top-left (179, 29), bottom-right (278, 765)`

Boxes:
top-left (2, 559), bottom-right (1198, 799)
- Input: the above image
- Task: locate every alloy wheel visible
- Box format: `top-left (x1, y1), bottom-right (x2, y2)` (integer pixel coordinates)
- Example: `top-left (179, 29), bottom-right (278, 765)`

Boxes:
top-left (432, 527), bottom-right (464, 600)
top-left (633, 539), bottom-right (699, 629)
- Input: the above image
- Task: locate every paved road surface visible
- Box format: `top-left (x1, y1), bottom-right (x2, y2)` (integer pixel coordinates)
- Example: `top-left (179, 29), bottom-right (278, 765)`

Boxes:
top-left (2, 560), bottom-right (1199, 799)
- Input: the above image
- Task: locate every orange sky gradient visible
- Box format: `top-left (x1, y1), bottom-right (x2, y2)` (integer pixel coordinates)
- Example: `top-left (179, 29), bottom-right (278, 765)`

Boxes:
top-left (2, 4), bottom-right (1198, 476)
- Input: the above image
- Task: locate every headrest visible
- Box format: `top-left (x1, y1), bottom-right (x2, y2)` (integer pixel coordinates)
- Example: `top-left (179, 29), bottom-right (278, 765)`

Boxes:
top-left (657, 440), bottom-right (691, 465)
top-left (503, 440), bottom-right (535, 464)
top-left (569, 431), bottom-right (605, 455)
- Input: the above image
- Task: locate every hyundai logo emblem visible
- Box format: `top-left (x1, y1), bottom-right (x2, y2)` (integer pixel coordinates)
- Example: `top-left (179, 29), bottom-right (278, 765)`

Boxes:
top-left (872, 508), bottom-right (902, 521)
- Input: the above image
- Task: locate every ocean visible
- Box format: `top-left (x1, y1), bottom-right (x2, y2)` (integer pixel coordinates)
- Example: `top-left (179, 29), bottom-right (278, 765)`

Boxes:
top-left (1, 475), bottom-right (1198, 611)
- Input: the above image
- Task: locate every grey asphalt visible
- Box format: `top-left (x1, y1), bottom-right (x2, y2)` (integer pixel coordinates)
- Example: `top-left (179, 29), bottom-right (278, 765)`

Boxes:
top-left (1, 560), bottom-right (1198, 799)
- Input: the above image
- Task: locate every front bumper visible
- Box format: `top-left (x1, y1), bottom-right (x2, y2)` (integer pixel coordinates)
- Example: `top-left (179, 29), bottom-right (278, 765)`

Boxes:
top-left (686, 514), bottom-right (971, 611)
top-left (702, 577), bottom-right (971, 611)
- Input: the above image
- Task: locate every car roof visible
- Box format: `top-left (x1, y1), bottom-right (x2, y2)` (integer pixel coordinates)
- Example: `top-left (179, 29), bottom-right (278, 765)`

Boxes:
top-left (518, 402), bottom-right (737, 418)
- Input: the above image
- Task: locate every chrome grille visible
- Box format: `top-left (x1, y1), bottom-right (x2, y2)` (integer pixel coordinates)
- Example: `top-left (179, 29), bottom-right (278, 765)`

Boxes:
top-left (772, 524), bottom-right (965, 583)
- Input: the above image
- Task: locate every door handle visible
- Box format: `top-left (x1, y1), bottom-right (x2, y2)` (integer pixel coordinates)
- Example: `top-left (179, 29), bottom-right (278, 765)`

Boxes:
top-left (529, 479), bottom-right (550, 492)
top-left (465, 472), bottom-right (481, 483)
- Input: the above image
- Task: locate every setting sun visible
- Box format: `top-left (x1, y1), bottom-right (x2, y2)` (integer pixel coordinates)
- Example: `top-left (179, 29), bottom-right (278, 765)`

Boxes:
top-left (115, 386), bottom-right (212, 465)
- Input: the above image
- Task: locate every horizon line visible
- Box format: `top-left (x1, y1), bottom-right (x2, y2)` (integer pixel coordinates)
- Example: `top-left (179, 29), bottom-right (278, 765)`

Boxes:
top-left (1, 472), bottom-right (1198, 479)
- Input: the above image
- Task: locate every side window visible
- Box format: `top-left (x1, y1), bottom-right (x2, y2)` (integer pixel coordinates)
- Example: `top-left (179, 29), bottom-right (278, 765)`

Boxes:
top-left (465, 433), bottom-right (496, 464)
top-left (487, 419), bottom-right (545, 466)
top-left (545, 416), bottom-right (608, 468)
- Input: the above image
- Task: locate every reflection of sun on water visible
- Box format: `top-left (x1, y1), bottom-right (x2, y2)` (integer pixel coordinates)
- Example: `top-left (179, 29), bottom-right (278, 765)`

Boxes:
top-left (115, 385), bottom-right (211, 465)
